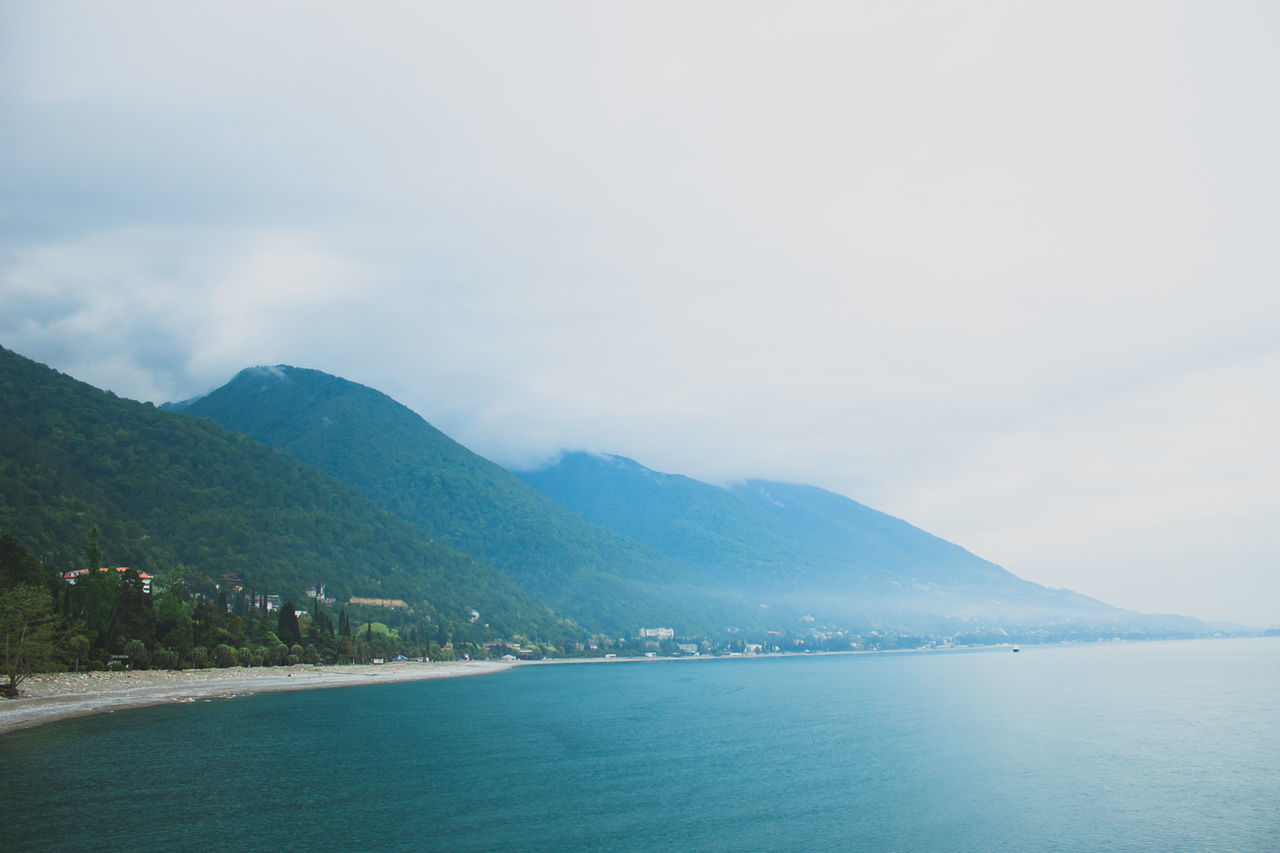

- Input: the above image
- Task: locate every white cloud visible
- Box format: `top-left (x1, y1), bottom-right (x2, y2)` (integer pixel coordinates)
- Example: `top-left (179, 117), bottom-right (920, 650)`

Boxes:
top-left (2, 1), bottom-right (1278, 624)
top-left (0, 228), bottom-right (371, 400)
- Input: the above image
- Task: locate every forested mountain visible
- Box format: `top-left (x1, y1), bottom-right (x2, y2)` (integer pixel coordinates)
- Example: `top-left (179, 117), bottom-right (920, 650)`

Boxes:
top-left (0, 346), bottom-right (560, 642)
top-left (174, 364), bottom-right (1214, 641)
top-left (517, 452), bottom-right (1214, 637)
top-left (169, 366), bottom-right (760, 634)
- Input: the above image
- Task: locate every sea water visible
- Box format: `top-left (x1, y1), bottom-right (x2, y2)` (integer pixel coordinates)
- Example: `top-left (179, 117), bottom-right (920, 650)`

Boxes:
top-left (2, 638), bottom-right (1277, 851)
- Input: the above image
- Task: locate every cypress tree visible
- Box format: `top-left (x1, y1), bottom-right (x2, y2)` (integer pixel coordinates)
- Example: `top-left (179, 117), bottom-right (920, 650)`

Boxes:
top-left (277, 601), bottom-right (302, 647)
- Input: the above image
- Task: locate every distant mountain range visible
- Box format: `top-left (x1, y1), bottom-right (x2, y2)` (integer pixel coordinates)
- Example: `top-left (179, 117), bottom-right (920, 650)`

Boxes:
top-left (171, 361), bottom-right (1213, 640)
top-left (0, 344), bottom-right (1224, 643)
top-left (517, 453), bottom-right (1211, 636)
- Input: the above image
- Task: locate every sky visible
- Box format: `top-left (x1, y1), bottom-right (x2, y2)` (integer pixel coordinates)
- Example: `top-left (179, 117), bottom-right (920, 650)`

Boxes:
top-left (2, 1), bottom-right (1277, 626)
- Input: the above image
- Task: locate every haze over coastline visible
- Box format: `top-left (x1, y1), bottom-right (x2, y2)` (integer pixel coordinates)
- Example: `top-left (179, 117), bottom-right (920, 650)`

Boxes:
top-left (1, 2), bottom-right (1277, 625)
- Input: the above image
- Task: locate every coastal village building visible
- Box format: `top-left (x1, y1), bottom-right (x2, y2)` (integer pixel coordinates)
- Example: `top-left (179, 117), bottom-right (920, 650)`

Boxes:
top-left (61, 566), bottom-right (153, 594)
top-left (305, 583), bottom-right (336, 604)
top-left (638, 627), bottom-right (674, 640)
top-left (249, 593), bottom-right (282, 613)
top-left (348, 596), bottom-right (408, 609)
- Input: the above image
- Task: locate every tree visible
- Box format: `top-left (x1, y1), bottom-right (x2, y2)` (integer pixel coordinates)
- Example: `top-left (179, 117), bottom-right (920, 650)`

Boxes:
top-left (67, 634), bottom-right (90, 672)
top-left (115, 568), bottom-right (155, 651)
top-left (1, 584), bottom-right (56, 697)
top-left (76, 565), bottom-right (122, 659)
top-left (212, 643), bottom-right (237, 668)
top-left (311, 607), bottom-right (334, 640)
top-left (0, 535), bottom-right (44, 591)
top-left (124, 638), bottom-right (149, 670)
top-left (84, 526), bottom-right (102, 576)
top-left (277, 602), bottom-right (302, 647)
top-left (155, 586), bottom-right (193, 657)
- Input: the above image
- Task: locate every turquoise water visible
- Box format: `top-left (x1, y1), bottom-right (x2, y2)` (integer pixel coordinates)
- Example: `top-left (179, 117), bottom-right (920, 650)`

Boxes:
top-left (2, 638), bottom-right (1278, 851)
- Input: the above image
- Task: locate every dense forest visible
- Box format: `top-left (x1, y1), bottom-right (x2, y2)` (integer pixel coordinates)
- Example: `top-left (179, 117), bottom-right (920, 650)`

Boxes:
top-left (0, 531), bottom-right (590, 696)
top-left (0, 529), bottom-right (1012, 698)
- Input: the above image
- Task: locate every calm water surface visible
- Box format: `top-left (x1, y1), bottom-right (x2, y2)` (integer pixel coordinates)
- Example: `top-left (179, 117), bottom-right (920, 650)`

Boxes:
top-left (2, 638), bottom-right (1277, 851)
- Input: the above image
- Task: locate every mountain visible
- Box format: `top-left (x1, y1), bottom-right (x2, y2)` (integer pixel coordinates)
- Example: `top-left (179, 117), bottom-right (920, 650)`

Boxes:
top-left (517, 452), bottom-right (1213, 638)
top-left (173, 364), bottom-right (1215, 641)
top-left (0, 346), bottom-right (559, 641)
top-left (1, 345), bottom-right (1219, 646)
top-left (168, 365), bottom-right (761, 634)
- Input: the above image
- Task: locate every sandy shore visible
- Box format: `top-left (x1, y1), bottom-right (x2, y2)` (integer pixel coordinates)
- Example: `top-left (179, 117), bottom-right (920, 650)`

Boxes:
top-left (0, 659), bottom-right (517, 736)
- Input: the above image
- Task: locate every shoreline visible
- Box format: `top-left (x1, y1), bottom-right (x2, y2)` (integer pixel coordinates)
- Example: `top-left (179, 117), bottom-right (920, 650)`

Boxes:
top-left (0, 659), bottom-right (516, 736)
top-left (0, 652), bottom-right (801, 735)
top-left (0, 646), bottom-right (989, 736)
top-left (4, 637), bottom-right (1247, 736)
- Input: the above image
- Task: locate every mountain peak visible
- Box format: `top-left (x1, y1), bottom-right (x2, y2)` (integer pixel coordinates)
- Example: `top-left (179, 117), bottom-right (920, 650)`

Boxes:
top-left (240, 364), bottom-right (293, 382)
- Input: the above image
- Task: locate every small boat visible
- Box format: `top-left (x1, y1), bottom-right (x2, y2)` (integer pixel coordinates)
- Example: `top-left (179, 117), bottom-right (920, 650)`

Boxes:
top-left (1011, 645), bottom-right (1020, 653)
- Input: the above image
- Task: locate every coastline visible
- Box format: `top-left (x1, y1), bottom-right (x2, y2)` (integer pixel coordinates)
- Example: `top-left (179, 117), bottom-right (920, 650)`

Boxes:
top-left (6, 638), bottom-right (1229, 736)
top-left (0, 653), bottom-right (738, 736)
top-left (0, 659), bottom-right (516, 736)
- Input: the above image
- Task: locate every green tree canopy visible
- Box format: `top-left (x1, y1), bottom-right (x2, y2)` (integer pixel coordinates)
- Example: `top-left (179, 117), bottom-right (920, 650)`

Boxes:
top-left (277, 601), bottom-right (302, 647)
top-left (0, 583), bottom-right (55, 697)
top-left (0, 534), bottom-right (44, 591)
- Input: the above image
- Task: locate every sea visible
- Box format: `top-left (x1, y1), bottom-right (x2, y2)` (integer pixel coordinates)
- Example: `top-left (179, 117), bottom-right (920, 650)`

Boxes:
top-left (2, 637), bottom-right (1277, 852)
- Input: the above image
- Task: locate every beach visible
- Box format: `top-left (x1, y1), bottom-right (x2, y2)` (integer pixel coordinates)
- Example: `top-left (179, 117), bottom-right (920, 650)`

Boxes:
top-left (0, 648), bottom-right (979, 736)
top-left (0, 659), bottom-right (517, 735)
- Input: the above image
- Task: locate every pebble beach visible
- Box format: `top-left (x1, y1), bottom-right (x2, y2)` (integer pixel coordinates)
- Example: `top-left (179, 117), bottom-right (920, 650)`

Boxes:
top-left (0, 659), bottom-right (517, 735)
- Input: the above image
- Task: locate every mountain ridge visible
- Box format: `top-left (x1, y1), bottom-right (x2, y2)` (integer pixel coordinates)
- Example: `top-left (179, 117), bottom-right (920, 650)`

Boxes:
top-left (0, 346), bottom-right (562, 642)
top-left (176, 365), bottom-right (1217, 639)
top-left (171, 364), bottom-right (759, 634)
top-left (517, 451), bottom-right (1212, 635)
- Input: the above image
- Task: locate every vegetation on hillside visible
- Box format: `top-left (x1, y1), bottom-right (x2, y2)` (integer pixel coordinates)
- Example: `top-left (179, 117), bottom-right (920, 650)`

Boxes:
top-left (0, 346), bottom-right (574, 655)
top-left (174, 365), bottom-right (754, 633)
top-left (0, 531), bottom-right (591, 686)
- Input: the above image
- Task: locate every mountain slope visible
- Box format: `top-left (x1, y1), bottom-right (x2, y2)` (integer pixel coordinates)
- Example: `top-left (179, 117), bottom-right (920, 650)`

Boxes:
top-left (170, 366), bottom-right (758, 633)
top-left (517, 452), bottom-right (1210, 635)
top-left (0, 346), bottom-right (556, 639)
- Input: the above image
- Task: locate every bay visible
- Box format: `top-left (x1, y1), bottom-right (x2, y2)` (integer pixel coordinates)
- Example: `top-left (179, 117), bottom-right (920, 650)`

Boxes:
top-left (2, 638), bottom-right (1277, 851)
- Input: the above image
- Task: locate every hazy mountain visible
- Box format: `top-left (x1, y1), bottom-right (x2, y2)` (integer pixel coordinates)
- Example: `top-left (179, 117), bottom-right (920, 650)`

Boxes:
top-left (517, 452), bottom-right (1215, 637)
top-left (169, 365), bottom-right (762, 634)
top-left (0, 346), bottom-right (558, 640)
top-left (0, 344), bottom-right (1222, 643)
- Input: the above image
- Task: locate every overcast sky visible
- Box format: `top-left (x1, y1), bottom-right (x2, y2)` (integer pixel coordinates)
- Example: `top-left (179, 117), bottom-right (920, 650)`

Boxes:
top-left (2, 1), bottom-right (1277, 626)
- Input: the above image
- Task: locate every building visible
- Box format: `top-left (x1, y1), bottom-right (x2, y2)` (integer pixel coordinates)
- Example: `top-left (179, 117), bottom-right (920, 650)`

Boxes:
top-left (348, 597), bottom-right (408, 608)
top-left (638, 627), bottom-right (674, 640)
top-left (61, 566), bottom-right (153, 595)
